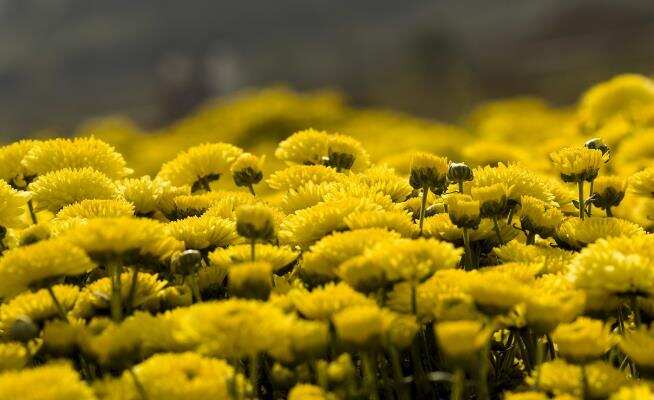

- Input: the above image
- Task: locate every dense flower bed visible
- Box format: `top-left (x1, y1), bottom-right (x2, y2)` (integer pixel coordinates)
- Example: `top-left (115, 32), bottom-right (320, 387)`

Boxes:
top-left (1, 75), bottom-right (654, 399)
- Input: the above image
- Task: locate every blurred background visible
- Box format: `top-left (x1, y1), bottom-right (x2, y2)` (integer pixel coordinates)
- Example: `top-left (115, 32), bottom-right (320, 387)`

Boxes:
top-left (1, 0), bottom-right (654, 136)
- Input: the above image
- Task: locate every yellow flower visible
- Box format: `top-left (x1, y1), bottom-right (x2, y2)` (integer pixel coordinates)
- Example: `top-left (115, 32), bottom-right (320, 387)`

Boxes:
top-left (630, 167), bottom-right (654, 197)
top-left (231, 153), bottom-right (264, 188)
top-left (21, 137), bottom-right (132, 179)
top-left (503, 392), bottom-right (548, 400)
top-left (524, 275), bottom-right (586, 334)
top-left (129, 352), bottom-right (247, 400)
top-left (555, 216), bottom-right (645, 250)
top-left (434, 320), bottom-right (491, 368)
top-left (209, 243), bottom-right (298, 273)
top-left (528, 359), bottom-right (628, 398)
top-left (62, 217), bottom-right (184, 263)
top-left (235, 204), bottom-right (277, 241)
top-left (519, 195), bottom-right (564, 239)
top-left (279, 181), bottom-right (336, 213)
top-left (117, 176), bottom-right (165, 216)
top-left (590, 175), bottom-right (627, 212)
top-left (266, 165), bottom-right (343, 191)
top-left (228, 261), bottom-right (273, 300)
top-left (343, 209), bottom-right (416, 237)
top-left (0, 239), bottom-right (93, 297)
top-left (567, 234), bottom-right (654, 299)
top-left (466, 163), bottom-right (555, 205)
top-left (289, 282), bottom-right (376, 321)
top-left (446, 194), bottom-right (481, 229)
top-left (157, 142), bottom-right (243, 190)
top-left (300, 228), bottom-right (400, 282)
top-left (28, 167), bottom-right (120, 212)
top-left (579, 73), bottom-right (654, 128)
top-left (279, 197), bottom-right (383, 248)
top-left (0, 181), bottom-right (30, 229)
top-left (609, 384), bottom-right (654, 400)
top-left (355, 165), bottom-right (413, 202)
top-left (619, 325), bottom-right (654, 370)
top-left (550, 147), bottom-right (605, 182)
top-left (0, 140), bottom-right (37, 187)
top-left (551, 317), bottom-right (614, 363)
top-left (464, 271), bottom-right (530, 316)
top-left (56, 199), bottom-right (134, 219)
top-left (0, 343), bottom-right (27, 372)
top-left (0, 362), bottom-right (95, 400)
top-left (471, 183), bottom-right (510, 218)
top-left (332, 305), bottom-right (392, 348)
top-left (288, 384), bottom-right (335, 400)
top-left (0, 285), bottom-right (79, 337)
top-left (409, 152), bottom-right (449, 194)
top-left (168, 216), bottom-right (238, 251)
top-left (275, 129), bottom-right (332, 166)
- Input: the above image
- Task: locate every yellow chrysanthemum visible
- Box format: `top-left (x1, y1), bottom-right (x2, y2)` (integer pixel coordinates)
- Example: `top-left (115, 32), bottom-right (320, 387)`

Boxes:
top-left (279, 197), bottom-right (384, 248)
top-left (157, 142), bottom-right (243, 189)
top-left (62, 217), bottom-right (184, 263)
top-left (409, 152), bottom-right (449, 193)
top-left (332, 305), bottom-right (393, 348)
top-left (117, 176), bottom-right (165, 216)
top-left (471, 182), bottom-right (510, 218)
top-left (289, 282), bottom-right (377, 321)
top-left (568, 235), bottom-right (654, 311)
top-left (630, 166), bottom-right (654, 197)
top-left (434, 320), bottom-right (491, 367)
top-left (591, 175), bottom-right (627, 212)
top-left (0, 180), bottom-right (30, 229)
top-left (446, 194), bottom-right (481, 229)
top-left (300, 228), bottom-right (400, 281)
top-left (28, 167), bottom-right (120, 212)
top-left (579, 73), bottom-right (654, 128)
top-left (0, 239), bottom-right (94, 297)
top-left (494, 240), bottom-right (575, 274)
top-left (288, 384), bottom-right (335, 400)
top-left (21, 137), bottom-right (131, 179)
top-left (71, 271), bottom-right (169, 319)
top-left (209, 244), bottom-right (298, 273)
top-left (550, 147), bottom-right (605, 182)
top-left (235, 203), bottom-right (277, 241)
top-left (424, 213), bottom-right (517, 244)
top-left (609, 384), bottom-right (654, 400)
top-left (127, 352), bottom-right (246, 400)
top-left (0, 285), bottom-right (79, 335)
top-left (168, 216), bottom-right (238, 251)
top-left (619, 325), bottom-right (654, 369)
top-left (551, 317), bottom-right (614, 363)
top-left (519, 195), bottom-right (564, 239)
top-left (0, 362), bottom-right (95, 400)
top-left (555, 216), bottom-right (645, 250)
top-left (230, 153), bottom-right (264, 189)
top-left (466, 163), bottom-right (555, 205)
top-left (355, 165), bottom-right (413, 202)
top-left (343, 209), bottom-right (416, 237)
top-left (524, 275), bottom-right (586, 334)
top-left (0, 140), bottom-right (37, 187)
top-left (0, 342), bottom-right (27, 372)
top-left (56, 199), bottom-right (134, 220)
top-left (279, 181), bottom-right (336, 213)
top-left (266, 165), bottom-right (343, 191)
top-left (528, 359), bottom-right (628, 398)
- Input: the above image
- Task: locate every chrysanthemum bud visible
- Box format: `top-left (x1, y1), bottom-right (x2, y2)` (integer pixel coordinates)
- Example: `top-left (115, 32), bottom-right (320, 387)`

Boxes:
top-left (231, 153), bottom-right (264, 188)
top-left (584, 137), bottom-right (610, 160)
top-left (228, 261), bottom-right (273, 300)
top-left (172, 249), bottom-right (202, 276)
top-left (434, 320), bottom-right (491, 369)
top-left (235, 204), bottom-right (276, 241)
top-left (8, 316), bottom-right (39, 342)
top-left (446, 194), bottom-right (481, 230)
top-left (447, 162), bottom-right (473, 183)
top-left (471, 183), bottom-right (509, 218)
top-left (409, 152), bottom-right (449, 195)
top-left (590, 175), bottom-right (627, 212)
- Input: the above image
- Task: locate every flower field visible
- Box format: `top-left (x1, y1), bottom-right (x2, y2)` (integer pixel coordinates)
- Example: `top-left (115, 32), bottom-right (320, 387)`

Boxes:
top-left (1, 74), bottom-right (654, 399)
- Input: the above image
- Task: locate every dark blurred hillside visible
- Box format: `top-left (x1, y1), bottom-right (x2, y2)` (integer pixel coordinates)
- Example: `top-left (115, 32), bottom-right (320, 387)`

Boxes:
top-left (0, 0), bottom-right (653, 135)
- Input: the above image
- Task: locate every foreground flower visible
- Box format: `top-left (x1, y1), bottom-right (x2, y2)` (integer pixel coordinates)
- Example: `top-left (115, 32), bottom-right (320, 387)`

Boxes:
top-left (0, 362), bottom-right (95, 400)
top-left (0, 181), bottom-right (30, 229)
top-left (158, 142), bottom-right (243, 191)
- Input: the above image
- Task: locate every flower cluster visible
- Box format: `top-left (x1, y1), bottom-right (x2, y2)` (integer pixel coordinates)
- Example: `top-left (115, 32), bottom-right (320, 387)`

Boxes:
top-left (1, 75), bottom-right (654, 400)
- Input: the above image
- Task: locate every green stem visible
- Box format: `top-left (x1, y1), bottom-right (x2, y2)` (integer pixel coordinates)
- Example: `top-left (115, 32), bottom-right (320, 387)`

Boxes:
top-left (526, 232), bottom-right (536, 245)
top-left (545, 334), bottom-right (556, 360)
top-left (390, 346), bottom-right (409, 400)
top-left (581, 364), bottom-right (589, 400)
top-left (462, 228), bottom-right (473, 269)
top-left (419, 186), bottom-right (428, 236)
top-left (578, 181), bottom-right (585, 220)
top-left (109, 261), bottom-right (123, 322)
top-left (128, 368), bottom-right (149, 400)
top-left (27, 199), bottom-right (38, 225)
top-left (46, 286), bottom-right (68, 321)
top-left (189, 273), bottom-right (202, 303)
top-left (606, 206), bottom-right (613, 217)
top-left (477, 338), bottom-right (491, 400)
top-left (250, 238), bottom-right (256, 261)
top-left (249, 354), bottom-right (260, 397)
top-left (492, 216), bottom-right (503, 244)
top-left (362, 351), bottom-right (379, 400)
top-left (534, 338), bottom-right (544, 389)
top-left (506, 206), bottom-right (515, 225)
top-left (588, 180), bottom-right (594, 217)
top-left (630, 295), bottom-right (642, 328)
top-left (247, 184), bottom-right (256, 196)
top-left (458, 181), bottom-right (464, 194)
top-left (451, 369), bottom-right (464, 400)
top-left (125, 267), bottom-right (139, 314)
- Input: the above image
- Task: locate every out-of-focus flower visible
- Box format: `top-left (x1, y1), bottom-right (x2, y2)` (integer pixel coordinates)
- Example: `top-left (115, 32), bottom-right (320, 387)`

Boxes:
top-left (551, 317), bottom-right (614, 363)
